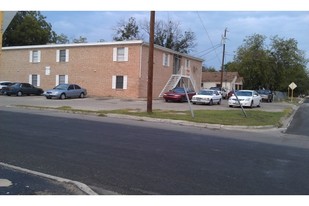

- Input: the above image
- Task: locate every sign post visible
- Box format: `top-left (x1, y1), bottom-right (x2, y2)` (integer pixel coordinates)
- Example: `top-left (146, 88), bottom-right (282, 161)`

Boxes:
top-left (289, 82), bottom-right (297, 102)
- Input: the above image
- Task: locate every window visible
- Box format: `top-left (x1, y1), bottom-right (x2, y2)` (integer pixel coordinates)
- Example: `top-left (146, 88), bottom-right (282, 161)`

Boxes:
top-left (45, 66), bottom-right (51, 75)
top-left (113, 47), bottom-right (128, 62)
top-left (163, 53), bottom-right (170, 67)
top-left (185, 59), bottom-right (190, 68)
top-left (116, 76), bottom-right (123, 89)
top-left (56, 49), bottom-right (69, 62)
top-left (29, 50), bottom-right (41, 63)
top-left (112, 75), bottom-right (128, 89)
top-left (68, 84), bottom-right (74, 90)
top-left (56, 75), bottom-right (68, 85)
top-left (29, 74), bottom-right (40, 86)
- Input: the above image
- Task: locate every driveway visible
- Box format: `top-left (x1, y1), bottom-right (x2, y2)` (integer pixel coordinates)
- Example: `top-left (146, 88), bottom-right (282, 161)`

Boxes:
top-left (0, 95), bottom-right (294, 112)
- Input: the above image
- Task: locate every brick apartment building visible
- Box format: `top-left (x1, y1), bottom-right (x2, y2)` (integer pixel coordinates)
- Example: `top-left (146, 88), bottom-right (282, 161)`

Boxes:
top-left (0, 40), bottom-right (203, 99)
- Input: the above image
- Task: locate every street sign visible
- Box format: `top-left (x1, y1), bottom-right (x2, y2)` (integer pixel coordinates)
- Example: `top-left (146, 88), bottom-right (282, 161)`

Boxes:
top-left (288, 82), bottom-right (297, 102)
top-left (289, 82), bottom-right (297, 90)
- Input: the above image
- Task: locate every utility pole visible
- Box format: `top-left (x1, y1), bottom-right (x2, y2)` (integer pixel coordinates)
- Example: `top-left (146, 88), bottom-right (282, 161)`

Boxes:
top-left (147, 11), bottom-right (155, 113)
top-left (220, 28), bottom-right (227, 88)
top-left (0, 11), bottom-right (3, 56)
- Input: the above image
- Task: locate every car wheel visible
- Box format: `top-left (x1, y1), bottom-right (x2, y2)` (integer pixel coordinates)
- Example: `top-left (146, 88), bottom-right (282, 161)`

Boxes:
top-left (217, 99), bottom-right (221, 105)
top-left (250, 101), bottom-right (253, 108)
top-left (17, 91), bottom-right (22, 96)
top-left (79, 92), bottom-right (85, 98)
top-left (60, 93), bottom-right (66, 100)
top-left (46, 96), bottom-right (52, 99)
top-left (257, 100), bottom-right (261, 108)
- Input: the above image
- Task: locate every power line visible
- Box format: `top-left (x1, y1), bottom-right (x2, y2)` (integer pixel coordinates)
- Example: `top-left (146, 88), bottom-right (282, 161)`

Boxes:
top-left (197, 44), bottom-right (222, 58)
top-left (196, 11), bottom-right (222, 65)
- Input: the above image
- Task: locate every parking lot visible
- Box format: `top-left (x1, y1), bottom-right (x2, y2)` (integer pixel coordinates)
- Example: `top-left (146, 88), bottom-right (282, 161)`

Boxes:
top-left (0, 95), bottom-right (294, 112)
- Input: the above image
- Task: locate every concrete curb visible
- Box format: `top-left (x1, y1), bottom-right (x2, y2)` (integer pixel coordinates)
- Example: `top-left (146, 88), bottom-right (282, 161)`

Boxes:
top-left (11, 103), bottom-right (300, 132)
top-left (0, 162), bottom-right (98, 195)
top-left (106, 113), bottom-right (277, 131)
top-left (106, 99), bottom-right (303, 132)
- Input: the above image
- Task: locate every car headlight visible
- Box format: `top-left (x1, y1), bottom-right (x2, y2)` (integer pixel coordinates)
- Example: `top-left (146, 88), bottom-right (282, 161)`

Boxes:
top-left (245, 98), bottom-right (251, 101)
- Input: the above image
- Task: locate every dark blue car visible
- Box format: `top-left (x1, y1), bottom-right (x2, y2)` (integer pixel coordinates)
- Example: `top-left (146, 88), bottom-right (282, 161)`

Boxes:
top-left (3, 82), bottom-right (44, 96)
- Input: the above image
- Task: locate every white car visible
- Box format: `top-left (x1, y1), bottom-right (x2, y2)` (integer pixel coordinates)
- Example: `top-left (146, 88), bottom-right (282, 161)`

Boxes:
top-left (191, 89), bottom-right (222, 105)
top-left (228, 90), bottom-right (261, 108)
top-left (0, 81), bottom-right (13, 94)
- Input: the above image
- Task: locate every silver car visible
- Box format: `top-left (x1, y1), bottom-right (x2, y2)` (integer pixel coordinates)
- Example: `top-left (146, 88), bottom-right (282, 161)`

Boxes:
top-left (43, 84), bottom-right (87, 99)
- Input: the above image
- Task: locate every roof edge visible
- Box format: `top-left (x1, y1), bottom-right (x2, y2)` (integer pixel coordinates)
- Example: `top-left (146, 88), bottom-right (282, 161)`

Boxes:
top-left (2, 40), bottom-right (144, 50)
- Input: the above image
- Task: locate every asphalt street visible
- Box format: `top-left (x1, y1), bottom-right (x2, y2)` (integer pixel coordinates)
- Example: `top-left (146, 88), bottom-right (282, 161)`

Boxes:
top-left (285, 98), bottom-right (309, 135)
top-left (0, 102), bottom-right (309, 195)
top-left (0, 96), bottom-right (306, 195)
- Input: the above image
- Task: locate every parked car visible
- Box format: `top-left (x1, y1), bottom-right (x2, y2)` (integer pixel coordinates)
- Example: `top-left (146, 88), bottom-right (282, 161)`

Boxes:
top-left (43, 84), bottom-right (87, 99)
top-left (0, 81), bottom-right (13, 94)
top-left (256, 89), bottom-right (273, 102)
top-left (228, 90), bottom-right (261, 108)
top-left (163, 87), bottom-right (196, 102)
top-left (191, 89), bottom-right (222, 105)
top-left (3, 82), bottom-right (44, 96)
top-left (209, 87), bottom-right (228, 99)
top-left (227, 90), bottom-right (237, 99)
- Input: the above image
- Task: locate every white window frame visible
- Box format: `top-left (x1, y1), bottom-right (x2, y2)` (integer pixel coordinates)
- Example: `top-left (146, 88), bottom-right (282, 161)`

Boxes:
top-left (112, 75), bottom-right (128, 89)
top-left (113, 47), bottom-right (128, 62)
top-left (29, 74), bottom-right (40, 86)
top-left (56, 75), bottom-right (68, 85)
top-left (56, 49), bottom-right (69, 62)
top-left (185, 59), bottom-right (190, 68)
top-left (29, 50), bottom-right (41, 63)
top-left (162, 53), bottom-right (170, 67)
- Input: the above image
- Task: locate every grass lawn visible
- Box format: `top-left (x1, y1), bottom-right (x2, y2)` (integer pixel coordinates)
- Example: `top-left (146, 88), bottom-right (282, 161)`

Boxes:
top-left (16, 105), bottom-right (293, 127)
top-left (98, 108), bottom-right (292, 127)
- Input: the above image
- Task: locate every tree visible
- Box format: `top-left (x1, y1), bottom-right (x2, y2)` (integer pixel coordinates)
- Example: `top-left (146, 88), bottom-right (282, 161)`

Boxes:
top-left (73, 36), bottom-right (87, 43)
top-left (227, 34), bottom-right (271, 90)
top-left (202, 65), bottom-right (217, 72)
top-left (55, 33), bottom-right (70, 44)
top-left (269, 36), bottom-right (309, 91)
top-left (113, 17), bottom-right (141, 41)
top-left (142, 19), bottom-right (196, 53)
top-left (227, 33), bottom-right (309, 94)
top-left (3, 11), bottom-right (57, 46)
top-left (112, 16), bottom-right (196, 53)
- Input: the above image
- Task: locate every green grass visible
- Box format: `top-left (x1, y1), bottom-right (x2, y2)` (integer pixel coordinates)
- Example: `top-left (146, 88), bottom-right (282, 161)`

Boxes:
top-left (15, 105), bottom-right (293, 127)
top-left (98, 108), bottom-right (293, 127)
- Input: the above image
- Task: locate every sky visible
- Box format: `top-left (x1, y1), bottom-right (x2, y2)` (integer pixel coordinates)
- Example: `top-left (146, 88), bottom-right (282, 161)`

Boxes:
top-left (2, 0), bottom-right (309, 70)
top-left (40, 11), bottom-right (309, 69)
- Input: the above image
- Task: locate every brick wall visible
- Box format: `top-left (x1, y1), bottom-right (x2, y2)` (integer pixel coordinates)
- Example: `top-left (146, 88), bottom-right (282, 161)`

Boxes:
top-left (0, 41), bottom-right (203, 99)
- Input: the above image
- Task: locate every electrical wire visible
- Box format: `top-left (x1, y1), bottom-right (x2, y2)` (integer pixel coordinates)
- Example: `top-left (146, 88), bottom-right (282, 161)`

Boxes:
top-left (196, 11), bottom-right (222, 65)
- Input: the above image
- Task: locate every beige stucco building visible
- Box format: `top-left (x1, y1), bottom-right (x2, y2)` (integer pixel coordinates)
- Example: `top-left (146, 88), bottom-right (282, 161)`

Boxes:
top-left (0, 40), bottom-right (203, 99)
top-left (201, 71), bottom-right (243, 92)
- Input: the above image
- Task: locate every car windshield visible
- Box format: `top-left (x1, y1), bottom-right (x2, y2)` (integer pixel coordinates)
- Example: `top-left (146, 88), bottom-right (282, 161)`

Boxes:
top-left (258, 90), bottom-right (270, 94)
top-left (236, 91), bottom-right (252, 96)
top-left (54, 84), bottom-right (69, 90)
top-left (172, 88), bottom-right (185, 93)
top-left (198, 90), bottom-right (214, 95)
